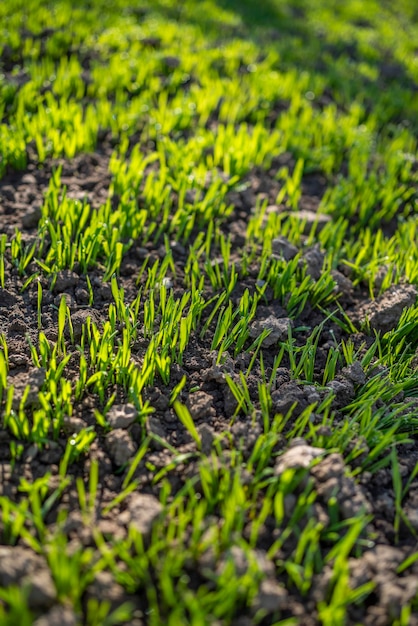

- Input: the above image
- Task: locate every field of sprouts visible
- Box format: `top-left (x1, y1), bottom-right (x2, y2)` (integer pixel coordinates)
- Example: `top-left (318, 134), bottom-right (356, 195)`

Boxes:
top-left (0, 1), bottom-right (418, 624)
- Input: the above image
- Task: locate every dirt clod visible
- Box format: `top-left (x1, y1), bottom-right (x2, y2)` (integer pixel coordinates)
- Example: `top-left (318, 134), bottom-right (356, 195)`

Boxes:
top-left (271, 381), bottom-right (309, 416)
top-left (53, 270), bottom-right (79, 293)
top-left (0, 546), bottom-right (56, 609)
top-left (301, 244), bottom-right (325, 280)
top-left (311, 453), bottom-right (371, 517)
top-left (106, 429), bottom-right (137, 466)
top-left (9, 367), bottom-right (46, 410)
top-left (249, 315), bottom-right (293, 347)
top-left (271, 236), bottom-right (299, 260)
top-left (342, 360), bottom-right (366, 385)
top-left (125, 492), bottom-right (163, 540)
top-left (187, 390), bottom-right (216, 420)
top-left (106, 403), bottom-right (138, 429)
top-left (251, 578), bottom-right (288, 614)
top-left (275, 443), bottom-right (325, 474)
top-left (291, 210), bottom-right (331, 233)
top-left (352, 283), bottom-right (417, 333)
top-left (197, 423), bottom-right (216, 454)
top-left (33, 606), bottom-right (78, 626)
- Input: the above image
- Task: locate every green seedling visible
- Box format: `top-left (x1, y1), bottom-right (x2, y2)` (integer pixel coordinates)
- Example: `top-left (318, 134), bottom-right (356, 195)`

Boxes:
top-left (0, 233), bottom-right (6, 288)
top-left (37, 279), bottom-right (42, 329)
top-left (173, 400), bottom-right (201, 449)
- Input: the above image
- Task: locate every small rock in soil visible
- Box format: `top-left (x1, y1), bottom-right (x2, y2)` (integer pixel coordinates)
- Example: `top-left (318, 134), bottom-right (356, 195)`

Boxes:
top-left (145, 415), bottom-right (167, 446)
top-left (331, 269), bottom-right (353, 298)
top-left (106, 429), bottom-right (137, 466)
top-left (231, 420), bottom-right (262, 459)
top-left (251, 578), bottom-right (288, 614)
top-left (21, 206), bottom-right (42, 229)
top-left (9, 367), bottom-right (46, 410)
top-left (39, 441), bottom-right (63, 464)
top-left (271, 236), bottom-right (298, 260)
top-left (187, 390), bottom-right (215, 420)
top-left (352, 283), bottom-right (417, 333)
top-left (75, 287), bottom-right (90, 304)
top-left (203, 352), bottom-right (234, 384)
top-left (23, 443), bottom-right (39, 462)
top-left (70, 308), bottom-right (101, 342)
top-left (311, 452), bottom-right (371, 518)
top-left (170, 240), bottom-right (186, 257)
top-left (290, 209), bottom-right (331, 233)
top-left (162, 55), bottom-right (180, 68)
top-left (0, 288), bottom-right (18, 307)
top-left (326, 376), bottom-right (355, 407)
top-left (53, 270), bottom-right (79, 292)
top-left (87, 570), bottom-right (126, 606)
top-left (33, 606), bottom-right (77, 626)
top-left (303, 384), bottom-right (321, 405)
top-left (271, 381), bottom-right (308, 416)
top-left (203, 362), bottom-right (227, 383)
top-left (29, 570), bottom-right (58, 609)
top-left (197, 423), bottom-right (215, 454)
top-left (217, 545), bottom-right (249, 577)
top-left (300, 244), bottom-right (325, 280)
top-left (126, 492), bottom-right (163, 541)
top-left (0, 546), bottom-right (56, 609)
top-left (145, 388), bottom-right (170, 411)
top-left (351, 544), bottom-right (418, 623)
top-left (275, 443), bottom-right (325, 475)
top-left (98, 283), bottom-right (112, 300)
top-left (62, 415), bottom-right (87, 435)
top-left (249, 315), bottom-right (293, 347)
top-left (21, 173), bottom-right (37, 184)
top-left (63, 510), bottom-right (84, 536)
top-left (106, 403), bottom-right (138, 429)
top-left (54, 292), bottom-right (77, 311)
top-left (271, 367), bottom-right (291, 390)
top-left (341, 360), bottom-right (366, 385)
top-left (223, 384), bottom-right (238, 416)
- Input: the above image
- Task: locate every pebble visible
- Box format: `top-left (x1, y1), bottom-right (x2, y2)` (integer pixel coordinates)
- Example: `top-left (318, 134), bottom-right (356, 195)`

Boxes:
top-left (106, 429), bottom-right (137, 466)
top-left (53, 270), bottom-right (79, 292)
top-left (249, 315), bottom-right (293, 347)
top-left (301, 244), bottom-right (325, 280)
top-left (291, 209), bottom-right (331, 234)
top-left (127, 493), bottom-right (163, 541)
top-left (271, 236), bottom-right (298, 260)
top-left (33, 606), bottom-right (77, 626)
top-left (274, 443), bottom-right (325, 475)
top-left (0, 546), bottom-right (56, 609)
top-left (106, 403), bottom-right (138, 429)
top-left (186, 391), bottom-right (215, 420)
top-left (352, 284), bottom-right (417, 333)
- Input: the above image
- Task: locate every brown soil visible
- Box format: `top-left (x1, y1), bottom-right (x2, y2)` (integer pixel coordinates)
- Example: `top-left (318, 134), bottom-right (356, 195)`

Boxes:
top-left (1, 144), bottom-right (418, 626)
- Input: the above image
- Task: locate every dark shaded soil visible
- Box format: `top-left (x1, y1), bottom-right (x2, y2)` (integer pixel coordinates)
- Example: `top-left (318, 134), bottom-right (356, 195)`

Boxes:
top-left (1, 144), bottom-right (418, 625)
